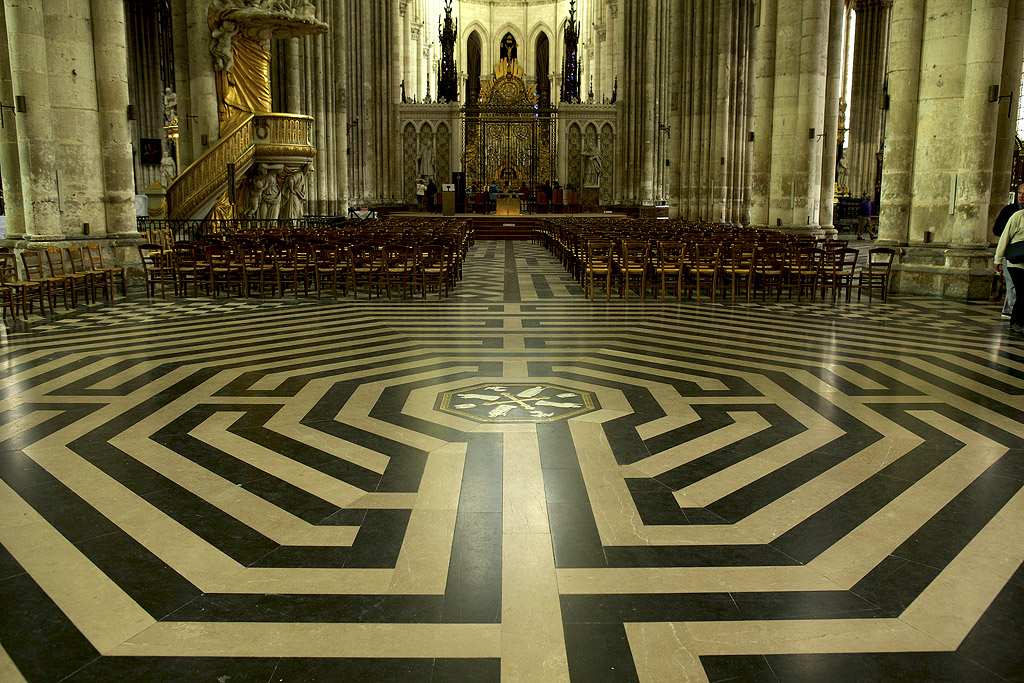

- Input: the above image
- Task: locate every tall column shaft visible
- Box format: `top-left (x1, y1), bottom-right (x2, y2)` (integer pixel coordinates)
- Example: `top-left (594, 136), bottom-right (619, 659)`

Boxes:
top-left (877, 0), bottom-right (924, 244)
top-left (847, 0), bottom-right (891, 198)
top-left (750, 0), bottom-right (777, 227)
top-left (989, 0), bottom-right (1024, 235)
top-left (952, 0), bottom-right (1010, 247)
top-left (5, 0), bottom-right (59, 238)
top-left (90, 0), bottom-right (136, 238)
top-left (818, 0), bottom-right (845, 235)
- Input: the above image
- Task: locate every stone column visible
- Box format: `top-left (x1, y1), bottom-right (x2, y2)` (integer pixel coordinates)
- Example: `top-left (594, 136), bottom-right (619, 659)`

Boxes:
top-left (989, 0), bottom-right (1024, 236)
top-left (952, 0), bottom-right (1010, 248)
top-left (667, 0), bottom-right (684, 218)
top-left (3, 0), bottom-right (60, 239)
top-left (286, 38), bottom-right (301, 113)
top-left (90, 0), bottom-right (137, 238)
top-left (818, 0), bottom-right (846, 236)
top-left (877, 0), bottom-right (924, 245)
top-left (847, 0), bottom-right (891, 199)
top-left (0, 1), bottom-right (29, 239)
top-left (791, 0), bottom-right (830, 232)
top-left (334, 0), bottom-right (350, 213)
top-left (750, 0), bottom-right (777, 227)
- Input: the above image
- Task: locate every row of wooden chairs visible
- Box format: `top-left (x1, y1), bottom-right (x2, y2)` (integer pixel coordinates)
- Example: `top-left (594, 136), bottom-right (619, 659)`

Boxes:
top-left (0, 245), bottom-right (127, 321)
top-left (139, 240), bottom-right (462, 300)
top-left (580, 239), bottom-right (895, 303)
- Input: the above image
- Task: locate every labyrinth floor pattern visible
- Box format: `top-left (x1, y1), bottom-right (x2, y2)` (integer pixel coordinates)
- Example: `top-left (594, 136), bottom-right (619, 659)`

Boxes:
top-left (1, 241), bottom-right (1022, 682)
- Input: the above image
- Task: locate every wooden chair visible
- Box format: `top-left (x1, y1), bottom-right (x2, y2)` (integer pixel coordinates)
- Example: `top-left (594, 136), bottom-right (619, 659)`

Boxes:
top-left (830, 248), bottom-right (859, 302)
top-left (785, 247), bottom-right (822, 301)
top-left (0, 253), bottom-right (44, 318)
top-left (85, 244), bottom-right (127, 298)
top-left (170, 243), bottom-right (208, 297)
top-left (719, 242), bottom-right (756, 302)
top-left (206, 244), bottom-right (244, 298)
top-left (582, 239), bottom-right (616, 300)
top-left (240, 244), bottom-right (276, 297)
top-left (137, 243), bottom-right (177, 297)
top-left (688, 242), bottom-right (721, 302)
top-left (382, 244), bottom-right (414, 299)
top-left (0, 285), bottom-right (16, 323)
top-left (651, 240), bottom-right (687, 300)
top-left (21, 250), bottom-right (70, 313)
top-left (46, 248), bottom-right (91, 307)
top-left (618, 239), bottom-right (650, 300)
top-left (68, 245), bottom-right (108, 302)
top-left (273, 244), bottom-right (309, 298)
top-left (753, 245), bottom-right (785, 301)
top-left (418, 243), bottom-right (451, 299)
top-left (348, 244), bottom-right (381, 298)
top-left (313, 244), bottom-right (347, 298)
top-left (856, 247), bottom-right (895, 302)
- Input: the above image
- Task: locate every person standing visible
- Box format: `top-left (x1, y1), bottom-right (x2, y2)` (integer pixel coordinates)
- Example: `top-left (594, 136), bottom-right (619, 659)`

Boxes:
top-left (415, 177), bottom-right (427, 212)
top-left (993, 183), bottom-right (1023, 319)
top-left (995, 207), bottom-right (1024, 335)
top-left (426, 177), bottom-right (438, 213)
top-left (857, 193), bottom-right (875, 239)
top-left (488, 181), bottom-right (499, 214)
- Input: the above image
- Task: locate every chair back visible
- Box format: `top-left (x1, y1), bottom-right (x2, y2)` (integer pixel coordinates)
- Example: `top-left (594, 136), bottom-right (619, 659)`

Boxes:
top-left (45, 248), bottom-right (70, 278)
top-left (67, 246), bottom-right (91, 274)
top-left (21, 251), bottom-right (47, 281)
top-left (0, 253), bottom-right (20, 284)
top-left (866, 247), bottom-right (895, 274)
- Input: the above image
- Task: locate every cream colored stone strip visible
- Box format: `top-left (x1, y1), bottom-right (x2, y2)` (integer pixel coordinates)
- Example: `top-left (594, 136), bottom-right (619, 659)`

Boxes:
top-left (557, 565), bottom-right (841, 595)
top-left (0, 645), bottom-right (27, 683)
top-left (501, 429), bottom-right (571, 681)
top-left (109, 622), bottom-right (501, 658)
top-left (388, 441), bottom-right (465, 594)
top-left (0, 479), bottom-right (155, 653)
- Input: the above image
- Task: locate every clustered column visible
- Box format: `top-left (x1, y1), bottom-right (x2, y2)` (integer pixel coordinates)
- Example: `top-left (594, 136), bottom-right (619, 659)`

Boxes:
top-left (846, 0), bottom-right (891, 200)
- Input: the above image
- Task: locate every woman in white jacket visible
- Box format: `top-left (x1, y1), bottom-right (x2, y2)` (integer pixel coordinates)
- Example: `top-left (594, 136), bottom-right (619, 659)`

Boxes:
top-left (995, 209), bottom-right (1024, 334)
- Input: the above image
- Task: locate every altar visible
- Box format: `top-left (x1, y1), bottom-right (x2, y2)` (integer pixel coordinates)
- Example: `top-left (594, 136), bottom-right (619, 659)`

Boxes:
top-left (496, 194), bottom-right (522, 215)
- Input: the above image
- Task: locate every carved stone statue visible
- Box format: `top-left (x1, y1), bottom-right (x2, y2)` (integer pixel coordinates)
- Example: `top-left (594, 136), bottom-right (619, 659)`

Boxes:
top-left (245, 164), bottom-right (268, 217)
top-left (583, 142), bottom-right (602, 187)
top-left (418, 141), bottom-right (436, 178)
top-left (163, 88), bottom-right (177, 127)
top-left (208, 1), bottom-right (327, 134)
top-left (258, 164), bottom-right (282, 220)
top-left (160, 153), bottom-right (177, 187)
top-left (281, 163), bottom-right (310, 220)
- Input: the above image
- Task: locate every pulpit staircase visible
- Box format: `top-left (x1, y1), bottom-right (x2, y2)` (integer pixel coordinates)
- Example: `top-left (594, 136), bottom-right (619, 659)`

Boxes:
top-left (167, 113), bottom-right (317, 220)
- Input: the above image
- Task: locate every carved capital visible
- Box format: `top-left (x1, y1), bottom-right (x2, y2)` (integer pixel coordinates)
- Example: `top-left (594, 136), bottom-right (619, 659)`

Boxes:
top-left (606, 0), bottom-right (618, 19)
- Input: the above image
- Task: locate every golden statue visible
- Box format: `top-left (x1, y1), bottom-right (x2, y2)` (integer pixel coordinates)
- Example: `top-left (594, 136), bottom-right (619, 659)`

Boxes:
top-left (208, 1), bottom-right (326, 134)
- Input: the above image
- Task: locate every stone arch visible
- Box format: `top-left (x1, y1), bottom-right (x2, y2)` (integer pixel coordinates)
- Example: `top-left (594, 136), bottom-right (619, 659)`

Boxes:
top-left (462, 21), bottom-right (489, 72)
top-left (493, 23), bottom-right (525, 66)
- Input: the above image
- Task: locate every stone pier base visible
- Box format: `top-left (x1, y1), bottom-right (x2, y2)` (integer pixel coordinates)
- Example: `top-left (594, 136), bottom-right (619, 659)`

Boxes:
top-left (890, 244), bottom-right (995, 300)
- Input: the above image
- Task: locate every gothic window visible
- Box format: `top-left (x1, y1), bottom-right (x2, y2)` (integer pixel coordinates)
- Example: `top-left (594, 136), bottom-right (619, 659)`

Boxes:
top-left (536, 32), bottom-right (550, 108)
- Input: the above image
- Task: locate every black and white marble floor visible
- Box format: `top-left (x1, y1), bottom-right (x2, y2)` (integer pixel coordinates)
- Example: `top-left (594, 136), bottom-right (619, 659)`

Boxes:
top-left (1, 241), bottom-right (1022, 682)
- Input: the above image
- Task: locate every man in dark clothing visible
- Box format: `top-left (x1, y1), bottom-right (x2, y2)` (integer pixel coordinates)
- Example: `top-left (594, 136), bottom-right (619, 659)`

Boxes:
top-left (857, 194), bottom-right (875, 239)
top-left (426, 178), bottom-right (438, 212)
top-left (994, 183), bottom-right (1024, 318)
